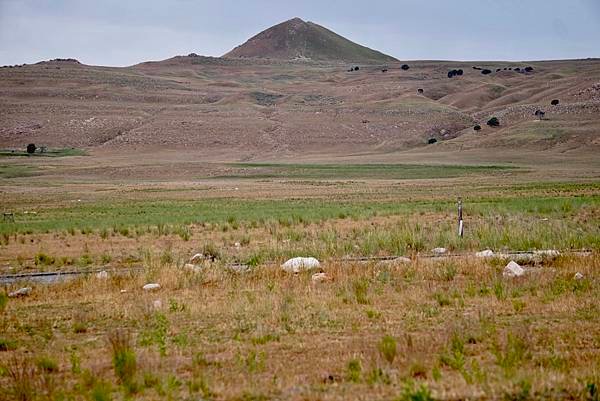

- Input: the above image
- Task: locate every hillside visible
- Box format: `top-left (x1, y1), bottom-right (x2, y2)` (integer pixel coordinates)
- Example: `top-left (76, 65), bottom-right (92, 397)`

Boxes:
top-left (0, 57), bottom-right (599, 174)
top-left (224, 17), bottom-right (398, 63)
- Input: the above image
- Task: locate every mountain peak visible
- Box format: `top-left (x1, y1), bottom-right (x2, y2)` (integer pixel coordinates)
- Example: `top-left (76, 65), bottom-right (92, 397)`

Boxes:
top-left (224, 18), bottom-right (397, 63)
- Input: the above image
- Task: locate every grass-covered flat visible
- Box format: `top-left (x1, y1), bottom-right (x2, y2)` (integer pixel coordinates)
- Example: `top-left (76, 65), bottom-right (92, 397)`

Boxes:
top-left (217, 163), bottom-right (519, 180)
top-left (0, 148), bottom-right (87, 158)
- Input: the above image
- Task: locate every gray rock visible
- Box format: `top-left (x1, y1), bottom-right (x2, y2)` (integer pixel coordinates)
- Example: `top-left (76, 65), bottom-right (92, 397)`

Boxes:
top-left (574, 272), bottom-right (584, 280)
top-left (503, 261), bottom-right (525, 277)
top-left (142, 283), bottom-right (161, 291)
top-left (9, 287), bottom-right (32, 297)
top-left (475, 249), bottom-right (494, 258)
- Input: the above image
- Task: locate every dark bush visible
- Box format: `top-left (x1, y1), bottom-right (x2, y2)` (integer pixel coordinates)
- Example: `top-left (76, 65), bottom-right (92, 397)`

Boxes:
top-left (427, 138), bottom-right (438, 144)
top-left (354, 66), bottom-right (360, 71)
top-left (26, 143), bottom-right (36, 154)
top-left (524, 66), bottom-right (534, 72)
top-left (496, 68), bottom-right (501, 72)
top-left (401, 64), bottom-right (410, 71)
top-left (481, 69), bottom-right (492, 75)
top-left (456, 69), bottom-right (463, 75)
top-left (474, 125), bottom-right (482, 131)
top-left (503, 67), bottom-right (507, 70)
top-left (472, 66), bottom-right (481, 70)
top-left (534, 110), bottom-right (545, 120)
top-left (417, 88), bottom-right (424, 94)
top-left (487, 117), bottom-right (500, 127)
top-left (381, 69), bottom-right (388, 73)
top-left (448, 70), bottom-right (455, 78)
top-left (551, 99), bottom-right (560, 106)
top-left (515, 67), bottom-right (521, 72)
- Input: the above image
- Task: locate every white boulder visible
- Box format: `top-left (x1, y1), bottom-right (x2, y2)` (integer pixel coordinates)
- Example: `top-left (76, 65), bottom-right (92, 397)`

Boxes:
top-left (142, 283), bottom-right (161, 291)
top-left (534, 250), bottom-right (560, 258)
top-left (96, 270), bottom-right (108, 279)
top-left (432, 247), bottom-right (447, 256)
top-left (503, 261), bottom-right (525, 278)
top-left (574, 272), bottom-right (584, 281)
top-left (9, 287), bottom-right (32, 298)
top-left (476, 249), bottom-right (494, 258)
top-left (281, 257), bottom-right (320, 273)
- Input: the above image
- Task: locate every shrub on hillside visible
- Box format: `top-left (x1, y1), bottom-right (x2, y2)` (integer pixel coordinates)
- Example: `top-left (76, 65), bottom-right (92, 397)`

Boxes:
top-left (481, 69), bottom-right (492, 75)
top-left (401, 64), bottom-right (410, 70)
top-left (551, 99), bottom-right (560, 106)
top-left (474, 125), bottom-right (482, 131)
top-left (427, 138), bottom-right (438, 144)
top-left (487, 117), bottom-right (500, 127)
top-left (26, 143), bottom-right (36, 154)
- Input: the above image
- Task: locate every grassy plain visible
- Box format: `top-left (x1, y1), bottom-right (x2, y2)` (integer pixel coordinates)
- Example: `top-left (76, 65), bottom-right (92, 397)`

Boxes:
top-left (0, 156), bottom-right (599, 400)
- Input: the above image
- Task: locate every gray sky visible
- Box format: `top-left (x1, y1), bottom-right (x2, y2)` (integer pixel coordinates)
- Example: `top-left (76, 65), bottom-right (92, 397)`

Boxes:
top-left (1, 0), bottom-right (599, 66)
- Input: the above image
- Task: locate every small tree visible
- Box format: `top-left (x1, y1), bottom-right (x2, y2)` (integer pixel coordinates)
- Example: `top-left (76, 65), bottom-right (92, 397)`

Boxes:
top-left (417, 88), bottom-right (424, 94)
top-left (26, 143), bottom-right (36, 154)
top-left (427, 138), bottom-right (438, 144)
top-left (551, 99), bottom-right (560, 106)
top-left (481, 69), bottom-right (492, 75)
top-left (474, 125), bottom-right (482, 131)
top-left (487, 117), bottom-right (500, 127)
top-left (401, 64), bottom-right (410, 71)
top-left (456, 69), bottom-right (463, 75)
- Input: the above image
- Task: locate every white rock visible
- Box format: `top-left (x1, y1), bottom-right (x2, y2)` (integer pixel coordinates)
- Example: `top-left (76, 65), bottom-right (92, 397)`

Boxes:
top-left (189, 253), bottom-right (205, 264)
top-left (574, 272), bottom-right (584, 280)
top-left (503, 261), bottom-right (525, 278)
top-left (9, 287), bottom-right (32, 298)
top-left (142, 283), bottom-right (161, 291)
top-left (376, 257), bottom-right (412, 268)
top-left (120, 289), bottom-right (127, 294)
top-left (152, 299), bottom-right (163, 310)
top-left (432, 247), bottom-right (447, 255)
top-left (184, 263), bottom-right (203, 273)
top-left (311, 272), bottom-right (330, 283)
top-left (281, 257), bottom-right (320, 273)
top-left (476, 249), bottom-right (494, 258)
top-left (534, 250), bottom-right (560, 258)
top-left (234, 242), bottom-right (241, 248)
top-left (96, 270), bottom-right (108, 279)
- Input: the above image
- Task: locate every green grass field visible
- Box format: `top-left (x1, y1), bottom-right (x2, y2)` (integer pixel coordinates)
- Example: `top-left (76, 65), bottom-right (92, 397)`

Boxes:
top-left (216, 163), bottom-right (519, 180)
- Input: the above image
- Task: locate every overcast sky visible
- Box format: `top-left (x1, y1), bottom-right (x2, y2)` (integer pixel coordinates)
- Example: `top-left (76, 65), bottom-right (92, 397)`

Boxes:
top-left (1, 0), bottom-right (599, 66)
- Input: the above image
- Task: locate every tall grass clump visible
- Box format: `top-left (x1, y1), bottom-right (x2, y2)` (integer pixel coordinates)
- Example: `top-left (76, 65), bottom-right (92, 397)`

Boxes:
top-left (108, 330), bottom-right (137, 387)
top-left (378, 335), bottom-right (398, 364)
top-left (4, 356), bottom-right (38, 401)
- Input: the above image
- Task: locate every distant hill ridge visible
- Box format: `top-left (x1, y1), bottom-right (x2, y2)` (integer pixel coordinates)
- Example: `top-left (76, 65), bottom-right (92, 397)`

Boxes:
top-left (224, 17), bottom-right (397, 63)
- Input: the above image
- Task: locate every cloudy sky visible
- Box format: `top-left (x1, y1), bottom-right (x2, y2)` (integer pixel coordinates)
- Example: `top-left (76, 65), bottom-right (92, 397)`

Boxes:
top-left (1, 0), bottom-right (599, 66)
